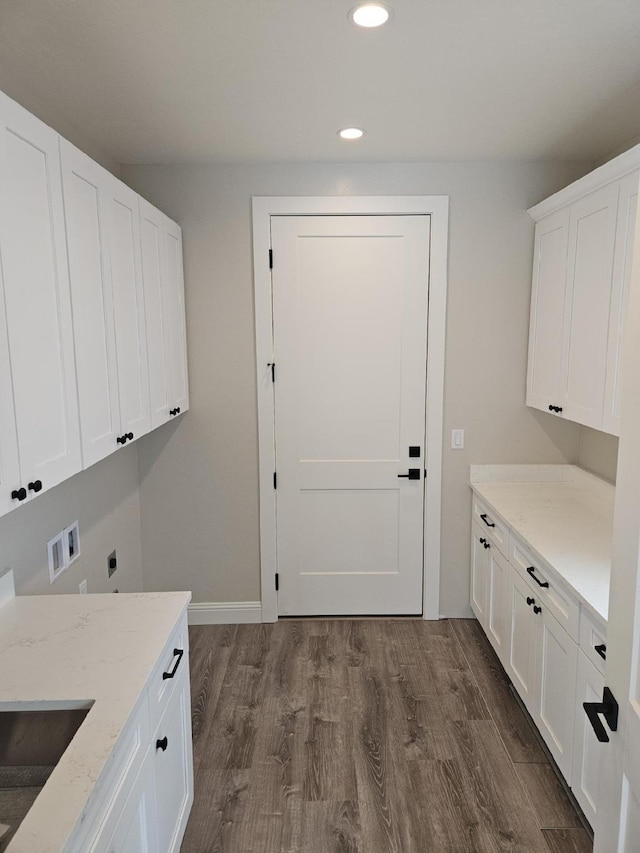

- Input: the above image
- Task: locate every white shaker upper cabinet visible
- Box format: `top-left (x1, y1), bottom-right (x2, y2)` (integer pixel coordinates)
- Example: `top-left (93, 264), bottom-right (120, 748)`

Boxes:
top-left (140, 200), bottom-right (172, 429)
top-left (561, 183), bottom-right (619, 430)
top-left (526, 208), bottom-right (570, 414)
top-left (60, 140), bottom-right (121, 468)
top-left (0, 273), bottom-right (20, 516)
top-left (0, 93), bottom-right (81, 499)
top-left (140, 200), bottom-right (189, 428)
top-left (164, 219), bottom-right (189, 417)
top-left (106, 179), bottom-right (151, 444)
top-left (603, 171), bottom-right (639, 436)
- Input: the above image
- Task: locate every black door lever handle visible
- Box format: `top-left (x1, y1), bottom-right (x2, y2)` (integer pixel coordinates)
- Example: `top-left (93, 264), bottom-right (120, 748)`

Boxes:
top-left (584, 686), bottom-right (619, 743)
top-left (398, 469), bottom-right (420, 480)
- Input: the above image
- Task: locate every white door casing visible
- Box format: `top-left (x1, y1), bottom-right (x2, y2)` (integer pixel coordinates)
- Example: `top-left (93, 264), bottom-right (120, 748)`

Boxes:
top-left (253, 196), bottom-right (448, 621)
top-left (271, 214), bottom-right (429, 616)
top-left (594, 175), bottom-right (640, 851)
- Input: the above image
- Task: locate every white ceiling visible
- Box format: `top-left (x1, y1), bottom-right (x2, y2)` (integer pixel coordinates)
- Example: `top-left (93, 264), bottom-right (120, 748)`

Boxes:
top-left (0, 0), bottom-right (639, 164)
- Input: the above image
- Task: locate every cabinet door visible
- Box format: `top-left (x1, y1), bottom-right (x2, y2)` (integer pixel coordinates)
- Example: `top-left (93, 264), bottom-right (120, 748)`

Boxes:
top-left (164, 218), bottom-right (189, 414)
top-left (526, 208), bottom-right (570, 414)
top-left (505, 567), bottom-right (539, 714)
top-left (487, 545), bottom-right (509, 665)
top-left (60, 140), bottom-right (121, 467)
top-left (103, 753), bottom-right (158, 853)
top-left (140, 199), bottom-right (172, 429)
top-left (561, 183), bottom-right (620, 429)
top-left (106, 179), bottom-right (151, 442)
top-left (0, 92), bottom-right (81, 495)
top-left (535, 606), bottom-right (578, 780)
top-left (470, 523), bottom-right (490, 627)
top-left (603, 171), bottom-right (639, 436)
top-left (0, 277), bottom-right (20, 516)
top-left (572, 649), bottom-right (605, 829)
top-left (153, 673), bottom-right (194, 853)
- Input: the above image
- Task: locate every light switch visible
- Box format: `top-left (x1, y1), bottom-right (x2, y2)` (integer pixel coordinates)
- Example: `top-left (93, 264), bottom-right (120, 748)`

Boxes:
top-left (451, 429), bottom-right (464, 449)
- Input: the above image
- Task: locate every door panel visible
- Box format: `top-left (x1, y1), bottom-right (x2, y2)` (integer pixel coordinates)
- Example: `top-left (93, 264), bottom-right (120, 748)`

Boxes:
top-left (61, 140), bottom-right (120, 467)
top-left (272, 215), bottom-right (429, 616)
top-left (572, 649), bottom-right (605, 828)
top-left (526, 209), bottom-right (569, 412)
top-left (0, 92), bottom-right (81, 493)
top-left (506, 568), bottom-right (539, 713)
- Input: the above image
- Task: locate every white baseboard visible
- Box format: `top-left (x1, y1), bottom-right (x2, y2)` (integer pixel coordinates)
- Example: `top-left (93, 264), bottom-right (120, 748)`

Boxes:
top-left (187, 601), bottom-right (263, 625)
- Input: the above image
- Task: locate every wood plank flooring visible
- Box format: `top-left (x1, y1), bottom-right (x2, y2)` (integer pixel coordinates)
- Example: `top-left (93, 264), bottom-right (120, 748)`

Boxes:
top-left (182, 619), bottom-right (592, 853)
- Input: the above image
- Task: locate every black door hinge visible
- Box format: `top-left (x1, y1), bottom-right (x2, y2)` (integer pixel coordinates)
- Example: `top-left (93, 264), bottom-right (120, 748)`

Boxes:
top-left (273, 472), bottom-right (277, 489)
top-left (275, 573), bottom-right (279, 591)
top-left (269, 249), bottom-right (273, 269)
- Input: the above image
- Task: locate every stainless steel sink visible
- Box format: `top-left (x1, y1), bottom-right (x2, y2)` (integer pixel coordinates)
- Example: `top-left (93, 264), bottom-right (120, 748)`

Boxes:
top-left (0, 708), bottom-right (90, 851)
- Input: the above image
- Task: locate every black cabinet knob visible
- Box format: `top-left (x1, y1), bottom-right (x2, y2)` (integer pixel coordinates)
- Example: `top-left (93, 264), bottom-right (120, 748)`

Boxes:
top-left (548, 405), bottom-right (564, 414)
top-left (126, 432), bottom-right (133, 441)
top-left (117, 435), bottom-right (126, 445)
top-left (11, 487), bottom-right (27, 502)
top-left (526, 596), bottom-right (535, 606)
top-left (170, 407), bottom-right (181, 416)
top-left (28, 480), bottom-right (43, 493)
top-left (533, 605), bottom-right (542, 614)
top-left (156, 736), bottom-right (168, 752)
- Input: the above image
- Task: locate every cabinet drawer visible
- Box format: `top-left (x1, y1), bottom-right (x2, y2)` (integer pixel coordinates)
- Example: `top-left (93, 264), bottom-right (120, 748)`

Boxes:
top-left (472, 495), bottom-right (510, 557)
top-left (148, 613), bottom-right (189, 732)
top-left (579, 608), bottom-right (607, 676)
top-left (510, 533), bottom-right (580, 641)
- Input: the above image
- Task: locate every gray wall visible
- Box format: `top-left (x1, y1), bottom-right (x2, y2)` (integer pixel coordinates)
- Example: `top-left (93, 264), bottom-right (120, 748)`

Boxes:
top-left (123, 160), bottom-right (591, 616)
top-left (578, 427), bottom-right (619, 483)
top-left (0, 445), bottom-right (143, 595)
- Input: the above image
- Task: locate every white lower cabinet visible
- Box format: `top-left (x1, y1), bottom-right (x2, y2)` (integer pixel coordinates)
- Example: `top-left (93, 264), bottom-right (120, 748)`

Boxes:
top-left (572, 649), bottom-right (606, 828)
top-left (74, 613), bottom-right (193, 853)
top-left (505, 568), bottom-right (539, 713)
top-left (471, 495), bottom-right (607, 826)
top-left (154, 672), bottom-right (194, 853)
top-left (535, 607), bottom-right (578, 780)
top-left (105, 752), bottom-right (159, 853)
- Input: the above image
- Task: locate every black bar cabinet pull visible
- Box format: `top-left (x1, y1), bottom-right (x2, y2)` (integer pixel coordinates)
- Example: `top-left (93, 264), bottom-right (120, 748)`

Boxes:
top-left (162, 648), bottom-right (184, 680)
top-left (595, 644), bottom-right (607, 661)
top-left (480, 513), bottom-right (495, 528)
top-left (398, 469), bottom-right (420, 480)
top-left (156, 736), bottom-right (168, 752)
top-left (584, 686), bottom-right (619, 743)
top-left (526, 566), bottom-right (550, 588)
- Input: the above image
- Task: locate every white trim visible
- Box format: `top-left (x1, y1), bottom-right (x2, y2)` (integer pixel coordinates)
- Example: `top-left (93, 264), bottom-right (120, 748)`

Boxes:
top-left (252, 195), bottom-right (449, 622)
top-left (187, 601), bottom-right (263, 625)
top-left (528, 142), bottom-right (640, 221)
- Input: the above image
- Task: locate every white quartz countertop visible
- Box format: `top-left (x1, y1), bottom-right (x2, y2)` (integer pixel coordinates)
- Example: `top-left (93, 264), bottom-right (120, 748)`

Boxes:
top-left (470, 465), bottom-right (613, 624)
top-left (0, 590), bottom-right (190, 853)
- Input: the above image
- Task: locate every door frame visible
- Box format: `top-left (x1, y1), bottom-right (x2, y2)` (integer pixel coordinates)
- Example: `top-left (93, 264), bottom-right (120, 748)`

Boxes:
top-left (252, 196), bottom-right (449, 622)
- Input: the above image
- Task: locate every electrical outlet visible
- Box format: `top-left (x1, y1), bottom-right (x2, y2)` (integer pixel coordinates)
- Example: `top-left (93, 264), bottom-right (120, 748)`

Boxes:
top-left (107, 550), bottom-right (117, 578)
top-left (78, 579), bottom-right (88, 594)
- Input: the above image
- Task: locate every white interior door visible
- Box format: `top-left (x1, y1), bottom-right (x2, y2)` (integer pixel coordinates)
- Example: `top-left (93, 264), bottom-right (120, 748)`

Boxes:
top-left (594, 190), bottom-right (640, 851)
top-left (271, 214), bottom-right (430, 616)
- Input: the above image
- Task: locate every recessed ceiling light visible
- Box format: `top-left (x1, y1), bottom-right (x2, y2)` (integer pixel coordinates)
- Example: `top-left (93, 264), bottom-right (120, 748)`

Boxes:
top-left (349, 3), bottom-right (392, 28)
top-left (338, 127), bottom-right (365, 140)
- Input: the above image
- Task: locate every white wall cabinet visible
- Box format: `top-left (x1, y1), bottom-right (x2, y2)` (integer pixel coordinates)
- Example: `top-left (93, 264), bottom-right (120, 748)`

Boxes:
top-left (0, 90), bottom-right (189, 519)
top-left (140, 200), bottom-right (189, 430)
top-left (0, 92), bottom-right (82, 508)
top-left (526, 152), bottom-right (640, 435)
top-left (107, 180), bottom-right (152, 444)
top-left (60, 140), bottom-right (121, 468)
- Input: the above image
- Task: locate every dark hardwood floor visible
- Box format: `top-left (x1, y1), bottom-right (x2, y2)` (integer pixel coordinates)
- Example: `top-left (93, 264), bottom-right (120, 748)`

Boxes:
top-left (181, 618), bottom-right (592, 853)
